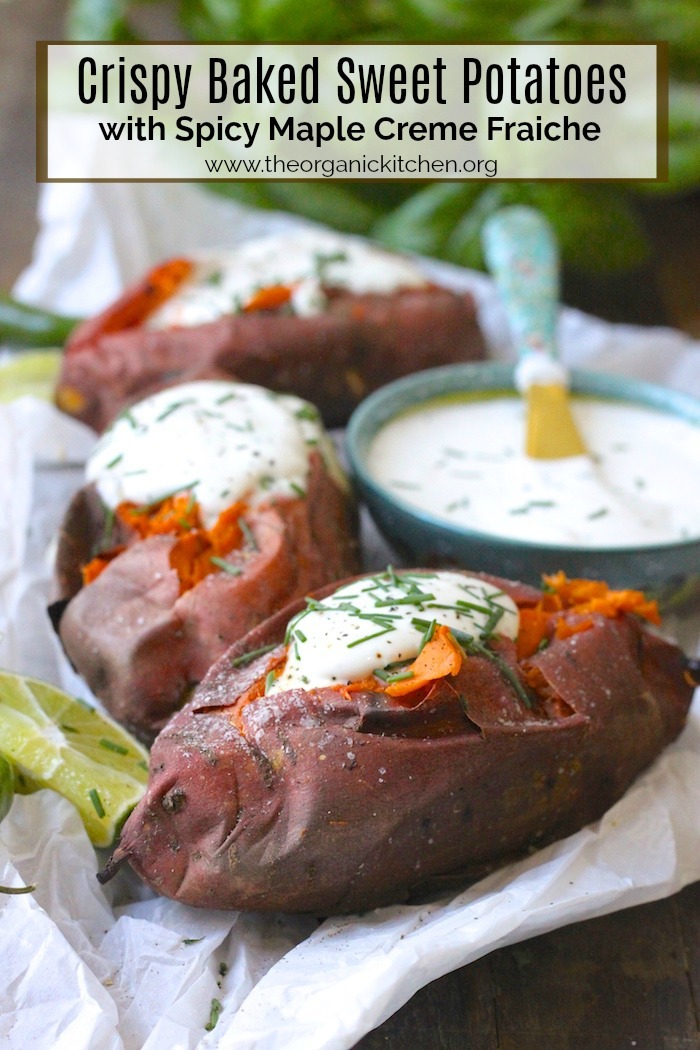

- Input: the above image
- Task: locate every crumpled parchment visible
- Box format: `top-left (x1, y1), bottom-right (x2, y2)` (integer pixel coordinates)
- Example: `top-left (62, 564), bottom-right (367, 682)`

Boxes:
top-left (1, 180), bottom-right (700, 1050)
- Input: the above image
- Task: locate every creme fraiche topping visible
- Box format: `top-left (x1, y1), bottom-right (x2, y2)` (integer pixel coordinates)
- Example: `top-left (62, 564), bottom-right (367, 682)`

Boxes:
top-left (146, 230), bottom-right (428, 328)
top-left (86, 380), bottom-right (344, 527)
top-left (268, 569), bottom-right (519, 693)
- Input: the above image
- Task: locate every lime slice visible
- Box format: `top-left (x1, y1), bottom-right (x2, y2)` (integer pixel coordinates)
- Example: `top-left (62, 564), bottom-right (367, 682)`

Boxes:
top-left (0, 671), bottom-right (149, 847)
top-left (0, 754), bottom-right (13, 823)
top-left (0, 350), bottom-right (61, 403)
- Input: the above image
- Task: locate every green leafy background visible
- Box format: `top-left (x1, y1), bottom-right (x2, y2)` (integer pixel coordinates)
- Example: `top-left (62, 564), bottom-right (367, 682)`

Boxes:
top-left (65, 0), bottom-right (700, 277)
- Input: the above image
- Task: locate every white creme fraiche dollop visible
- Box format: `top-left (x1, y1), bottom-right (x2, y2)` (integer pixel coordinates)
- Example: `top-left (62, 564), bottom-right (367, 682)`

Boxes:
top-left (268, 570), bottom-right (519, 694)
top-left (86, 381), bottom-right (343, 527)
top-left (146, 230), bottom-right (428, 328)
top-left (366, 395), bottom-right (700, 549)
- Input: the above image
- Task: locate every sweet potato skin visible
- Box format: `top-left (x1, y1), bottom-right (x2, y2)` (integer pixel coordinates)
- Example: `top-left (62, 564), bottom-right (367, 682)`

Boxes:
top-left (53, 453), bottom-right (359, 741)
top-left (56, 286), bottom-right (486, 432)
top-left (110, 573), bottom-right (693, 914)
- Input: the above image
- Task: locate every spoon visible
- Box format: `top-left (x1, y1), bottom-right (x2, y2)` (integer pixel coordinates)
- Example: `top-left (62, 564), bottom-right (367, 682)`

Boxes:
top-left (482, 206), bottom-right (587, 459)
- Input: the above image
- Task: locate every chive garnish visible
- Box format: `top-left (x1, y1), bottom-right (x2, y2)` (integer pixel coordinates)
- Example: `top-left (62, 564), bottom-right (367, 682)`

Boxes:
top-left (118, 409), bottom-right (138, 429)
top-left (295, 405), bottom-right (320, 422)
top-left (205, 998), bottom-right (223, 1032)
top-left (264, 670), bottom-right (277, 693)
top-left (295, 629), bottom-right (307, 643)
top-left (102, 506), bottom-right (115, 549)
top-left (106, 453), bottom-right (123, 469)
top-left (99, 738), bottom-right (129, 755)
top-left (449, 629), bottom-right (531, 708)
top-left (289, 482), bottom-right (306, 498)
top-left (587, 507), bottom-right (610, 520)
top-left (374, 592), bottom-right (435, 607)
top-left (132, 481), bottom-right (199, 513)
top-left (230, 643), bottom-right (277, 668)
top-left (89, 788), bottom-right (106, 818)
top-left (0, 884), bottom-right (36, 895)
top-left (183, 937), bottom-right (204, 945)
top-left (61, 724), bottom-right (79, 733)
top-left (417, 619), bottom-right (436, 653)
top-left (210, 556), bottom-right (243, 576)
top-left (386, 670), bottom-right (414, 684)
top-left (156, 398), bottom-right (196, 422)
top-left (239, 518), bottom-right (258, 551)
top-left (347, 627), bottom-right (393, 648)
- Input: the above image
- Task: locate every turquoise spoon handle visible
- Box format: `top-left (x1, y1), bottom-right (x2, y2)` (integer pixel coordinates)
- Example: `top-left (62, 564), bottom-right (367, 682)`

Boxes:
top-left (481, 206), bottom-right (560, 361)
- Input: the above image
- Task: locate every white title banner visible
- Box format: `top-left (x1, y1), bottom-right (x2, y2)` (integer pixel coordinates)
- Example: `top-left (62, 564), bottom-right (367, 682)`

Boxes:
top-left (39, 42), bottom-right (664, 182)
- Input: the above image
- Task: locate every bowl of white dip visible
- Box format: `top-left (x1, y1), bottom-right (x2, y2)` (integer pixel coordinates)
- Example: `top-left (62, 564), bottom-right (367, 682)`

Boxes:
top-left (346, 363), bottom-right (700, 593)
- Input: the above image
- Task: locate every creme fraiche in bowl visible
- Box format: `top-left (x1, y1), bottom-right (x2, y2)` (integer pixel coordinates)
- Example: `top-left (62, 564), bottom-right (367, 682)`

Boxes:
top-left (346, 363), bottom-right (700, 593)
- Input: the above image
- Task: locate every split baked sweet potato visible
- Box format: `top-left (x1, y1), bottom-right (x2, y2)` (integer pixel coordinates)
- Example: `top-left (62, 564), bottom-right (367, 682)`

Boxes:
top-left (52, 381), bottom-right (359, 741)
top-left (102, 569), bottom-right (695, 914)
top-left (53, 233), bottom-right (486, 432)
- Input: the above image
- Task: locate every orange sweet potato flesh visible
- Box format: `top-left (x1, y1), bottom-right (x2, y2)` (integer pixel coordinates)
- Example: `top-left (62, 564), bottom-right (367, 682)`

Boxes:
top-left (55, 277), bottom-right (486, 432)
top-left (104, 570), bottom-right (694, 915)
top-left (52, 452), bottom-right (359, 741)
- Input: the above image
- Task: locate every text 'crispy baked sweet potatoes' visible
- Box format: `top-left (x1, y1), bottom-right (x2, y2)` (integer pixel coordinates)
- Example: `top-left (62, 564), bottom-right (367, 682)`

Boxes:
top-left (52, 381), bottom-right (359, 741)
top-left (54, 233), bottom-right (486, 432)
top-left (103, 569), bottom-right (695, 915)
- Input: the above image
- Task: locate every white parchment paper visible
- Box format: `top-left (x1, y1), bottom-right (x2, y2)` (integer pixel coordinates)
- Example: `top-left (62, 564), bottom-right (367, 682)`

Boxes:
top-left (1, 181), bottom-right (700, 1049)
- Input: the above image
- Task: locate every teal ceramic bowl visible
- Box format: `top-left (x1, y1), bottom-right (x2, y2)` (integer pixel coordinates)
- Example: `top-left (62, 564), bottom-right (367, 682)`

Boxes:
top-left (346, 363), bottom-right (700, 596)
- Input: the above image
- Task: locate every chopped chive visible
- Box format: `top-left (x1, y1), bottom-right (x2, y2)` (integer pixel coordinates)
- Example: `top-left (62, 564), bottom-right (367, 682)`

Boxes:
top-left (449, 629), bottom-right (531, 709)
top-left (218, 962), bottom-right (228, 977)
top-left (295, 404), bottom-right (320, 422)
top-left (587, 508), bottom-right (610, 520)
top-left (238, 518), bottom-right (258, 551)
top-left (372, 668), bottom-right (391, 682)
top-left (118, 409), bottom-right (138, 429)
top-left (204, 268), bottom-right (224, 286)
top-left (131, 481), bottom-right (199, 513)
top-left (205, 998), bottom-right (223, 1032)
top-left (230, 643), bottom-right (277, 668)
top-left (0, 884), bottom-right (36, 895)
top-left (60, 723), bottom-right (79, 733)
top-left (156, 398), bottom-right (196, 422)
top-left (373, 592), bottom-right (435, 607)
top-left (89, 788), bottom-right (106, 819)
top-left (102, 506), bottom-right (115, 549)
top-left (289, 482), bottom-right (306, 498)
top-left (295, 629), bottom-right (307, 643)
top-left (183, 937), bottom-right (204, 945)
top-left (99, 738), bottom-right (129, 755)
top-left (264, 670), bottom-right (277, 693)
top-left (418, 619), bottom-right (436, 653)
top-left (210, 556), bottom-right (243, 576)
top-left (137, 760), bottom-right (149, 771)
top-left (216, 392), bottom-right (239, 404)
top-left (481, 606), bottom-right (505, 639)
top-left (383, 657), bottom-right (414, 671)
top-left (106, 453), bottom-right (123, 469)
top-left (347, 627), bottom-right (393, 649)
top-left (386, 669), bottom-right (415, 684)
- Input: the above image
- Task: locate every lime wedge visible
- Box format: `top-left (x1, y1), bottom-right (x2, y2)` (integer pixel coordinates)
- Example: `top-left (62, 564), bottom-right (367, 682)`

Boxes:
top-left (0, 754), bottom-right (13, 823)
top-left (0, 350), bottom-right (62, 404)
top-left (0, 671), bottom-right (149, 847)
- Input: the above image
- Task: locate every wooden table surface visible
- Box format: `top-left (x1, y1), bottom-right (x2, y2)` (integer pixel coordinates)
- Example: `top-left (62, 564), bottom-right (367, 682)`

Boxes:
top-left (3, 2), bottom-right (700, 1046)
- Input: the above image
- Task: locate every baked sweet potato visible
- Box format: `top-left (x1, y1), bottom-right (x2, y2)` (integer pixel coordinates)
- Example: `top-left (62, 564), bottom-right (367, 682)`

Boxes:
top-left (54, 234), bottom-right (486, 432)
top-left (52, 381), bottom-right (359, 741)
top-left (102, 569), bottom-right (695, 914)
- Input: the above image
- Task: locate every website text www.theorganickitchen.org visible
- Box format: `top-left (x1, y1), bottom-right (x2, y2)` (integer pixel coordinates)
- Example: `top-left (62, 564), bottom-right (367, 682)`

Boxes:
top-left (203, 153), bottom-right (498, 178)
